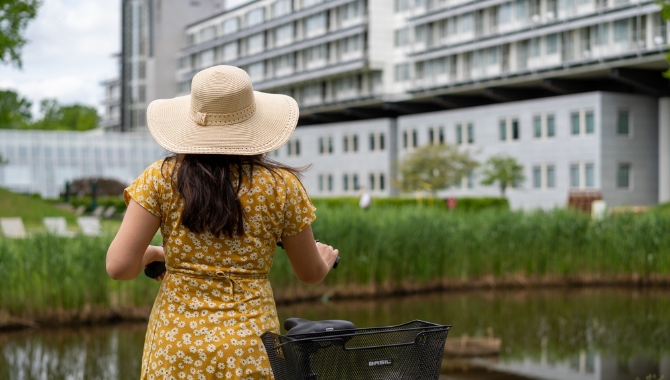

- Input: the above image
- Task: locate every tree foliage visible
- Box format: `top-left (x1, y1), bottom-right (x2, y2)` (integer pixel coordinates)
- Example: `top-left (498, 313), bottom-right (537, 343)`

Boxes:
top-left (69, 177), bottom-right (127, 197)
top-left (0, 0), bottom-right (41, 68)
top-left (397, 143), bottom-right (479, 196)
top-left (0, 89), bottom-right (31, 128)
top-left (31, 99), bottom-right (99, 131)
top-left (0, 95), bottom-right (99, 131)
top-left (480, 154), bottom-right (525, 196)
top-left (660, 1), bottom-right (670, 78)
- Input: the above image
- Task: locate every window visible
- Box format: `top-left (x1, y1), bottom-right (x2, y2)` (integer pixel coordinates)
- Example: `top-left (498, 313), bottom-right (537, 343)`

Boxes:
top-left (412, 130), bottom-right (418, 148)
top-left (533, 116), bottom-right (542, 138)
top-left (247, 33), bottom-right (265, 55)
top-left (403, 130), bottom-right (408, 148)
top-left (585, 111), bottom-right (594, 134)
top-left (287, 139), bottom-right (300, 156)
top-left (370, 173), bottom-right (376, 191)
top-left (546, 34), bottom-right (559, 54)
top-left (319, 136), bottom-right (333, 154)
top-left (380, 173), bottom-right (385, 191)
top-left (547, 165), bottom-right (556, 188)
top-left (394, 28), bottom-right (410, 47)
top-left (247, 62), bottom-right (264, 81)
top-left (547, 115), bottom-right (555, 137)
top-left (467, 124), bottom-right (475, 144)
top-left (512, 119), bottom-right (520, 140)
top-left (222, 18), bottom-right (239, 35)
top-left (370, 133), bottom-right (375, 150)
top-left (613, 20), bottom-right (629, 42)
top-left (570, 164), bottom-right (580, 188)
top-left (487, 47), bottom-right (498, 65)
top-left (275, 23), bottom-right (294, 46)
top-left (343, 134), bottom-right (358, 152)
top-left (307, 45), bottom-right (326, 63)
top-left (343, 174), bottom-right (349, 191)
top-left (306, 13), bottom-right (326, 35)
top-left (200, 26), bottom-right (216, 42)
top-left (617, 110), bottom-right (629, 135)
top-left (246, 8), bottom-right (264, 27)
top-left (585, 163), bottom-right (594, 188)
top-left (467, 170), bottom-right (475, 189)
top-left (617, 163), bottom-right (630, 189)
top-left (594, 23), bottom-right (610, 45)
top-left (304, 0), bottom-right (323, 7)
top-left (319, 174), bottom-right (324, 192)
top-left (342, 1), bottom-right (361, 20)
top-left (461, 13), bottom-right (473, 33)
top-left (571, 112), bottom-right (580, 135)
top-left (394, 63), bottom-right (410, 81)
top-left (223, 42), bottom-right (238, 61)
top-left (200, 49), bottom-right (215, 68)
top-left (394, 0), bottom-right (410, 12)
top-left (318, 174), bottom-right (334, 192)
top-left (380, 133), bottom-right (385, 150)
top-left (273, 0), bottom-right (292, 18)
top-left (499, 120), bottom-right (507, 141)
top-left (533, 166), bottom-right (542, 188)
top-left (353, 174), bottom-right (360, 190)
top-left (456, 124), bottom-right (463, 145)
top-left (328, 174), bottom-right (333, 191)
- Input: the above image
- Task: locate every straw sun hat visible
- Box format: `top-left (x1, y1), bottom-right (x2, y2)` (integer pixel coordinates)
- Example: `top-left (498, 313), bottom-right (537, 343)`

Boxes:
top-left (146, 65), bottom-right (299, 155)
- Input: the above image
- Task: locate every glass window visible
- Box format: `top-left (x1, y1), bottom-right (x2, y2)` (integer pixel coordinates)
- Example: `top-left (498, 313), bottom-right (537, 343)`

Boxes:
top-left (499, 120), bottom-right (507, 141)
top-left (571, 112), bottom-right (580, 135)
top-left (353, 135), bottom-right (358, 152)
top-left (585, 163), bottom-right (594, 188)
top-left (306, 13), bottom-right (326, 34)
top-left (546, 34), bottom-right (559, 54)
top-left (617, 110), bottom-right (629, 135)
top-left (403, 130), bottom-right (408, 148)
top-left (343, 174), bottom-right (349, 191)
top-left (487, 47), bottom-right (498, 65)
top-left (247, 33), bottom-right (265, 55)
top-left (272, 0), bottom-right (292, 18)
top-left (467, 170), bottom-right (475, 189)
top-left (246, 8), bottom-right (265, 27)
top-left (461, 13), bottom-right (473, 32)
top-left (247, 62), bottom-right (264, 82)
top-left (223, 42), bottom-right (238, 61)
top-left (222, 18), bottom-right (239, 35)
top-left (353, 174), bottom-right (359, 190)
top-left (304, 0), bottom-right (323, 7)
top-left (570, 164), bottom-right (580, 188)
top-left (594, 23), bottom-right (610, 45)
top-left (547, 165), bottom-right (555, 188)
top-left (343, 135), bottom-right (349, 153)
top-left (467, 124), bottom-right (474, 144)
top-left (585, 111), bottom-right (594, 134)
top-left (369, 173), bottom-right (375, 191)
top-left (456, 125), bottom-right (463, 145)
top-left (327, 174), bottom-right (333, 191)
top-left (512, 119), bottom-right (520, 140)
top-left (319, 137), bottom-right (325, 154)
top-left (394, 63), bottom-right (410, 81)
top-left (318, 174), bottom-right (324, 191)
top-left (380, 133), bottom-right (385, 150)
top-left (533, 116), bottom-right (542, 138)
top-left (438, 128), bottom-right (444, 144)
top-left (614, 19), bottom-right (629, 42)
top-left (275, 23), bottom-right (294, 46)
top-left (412, 130), bottom-right (418, 147)
top-left (533, 166), bottom-right (542, 188)
top-left (369, 133), bottom-right (375, 151)
top-left (380, 174), bottom-right (385, 191)
top-left (547, 115), bottom-right (555, 137)
top-left (617, 163), bottom-right (630, 189)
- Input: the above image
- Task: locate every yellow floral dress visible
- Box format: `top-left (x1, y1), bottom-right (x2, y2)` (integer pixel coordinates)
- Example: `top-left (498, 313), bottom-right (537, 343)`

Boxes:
top-left (124, 158), bottom-right (316, 380)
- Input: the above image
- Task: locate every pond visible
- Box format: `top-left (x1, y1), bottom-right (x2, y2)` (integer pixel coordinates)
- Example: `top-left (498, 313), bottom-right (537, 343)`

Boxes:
top-left (0, 288), bottom-right (668, 380)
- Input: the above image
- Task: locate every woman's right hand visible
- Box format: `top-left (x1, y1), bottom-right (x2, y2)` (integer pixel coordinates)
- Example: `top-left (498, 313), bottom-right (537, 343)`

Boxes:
top-left (316, 242), bottom-right (339, 269)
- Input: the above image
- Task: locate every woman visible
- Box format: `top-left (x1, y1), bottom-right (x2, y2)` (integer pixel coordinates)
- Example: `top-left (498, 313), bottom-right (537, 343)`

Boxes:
top-left (106, 65), bottom-right (339, 380)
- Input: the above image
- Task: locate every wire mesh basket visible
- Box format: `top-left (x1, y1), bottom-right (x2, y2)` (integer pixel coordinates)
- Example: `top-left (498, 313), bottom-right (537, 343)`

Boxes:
top-left (261, 319), bottom-right (450, 380)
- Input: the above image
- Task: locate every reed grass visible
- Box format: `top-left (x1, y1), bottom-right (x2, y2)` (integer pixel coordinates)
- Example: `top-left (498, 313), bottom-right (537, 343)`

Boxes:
top-left (2, 207), bottom-right (670, 315)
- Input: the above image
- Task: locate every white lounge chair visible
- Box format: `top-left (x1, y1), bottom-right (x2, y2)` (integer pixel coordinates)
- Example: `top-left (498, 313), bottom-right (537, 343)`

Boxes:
top-left (43, 217), bottom-right (76, 237)
top-left (92, 206), bottom-right (106, 217)
top-left (74, 205), bottom-right (87, 215)
top-left (1, 217), bottom-right (27, 238)
top-left (102, 206), bottom-right (116, 219)
top-left (77, 216), bottom-right (102, 236)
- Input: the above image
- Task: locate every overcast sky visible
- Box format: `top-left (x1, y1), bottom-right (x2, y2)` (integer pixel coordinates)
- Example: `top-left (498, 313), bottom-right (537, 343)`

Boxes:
top-left (0, 0), bottom-right (253, 117)
top-left (0, 0), bottom-right (121, 116)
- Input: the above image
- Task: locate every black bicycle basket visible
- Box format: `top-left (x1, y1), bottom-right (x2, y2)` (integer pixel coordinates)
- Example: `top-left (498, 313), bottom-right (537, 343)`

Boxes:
top-left (261, 319), bottom-right (450, 380)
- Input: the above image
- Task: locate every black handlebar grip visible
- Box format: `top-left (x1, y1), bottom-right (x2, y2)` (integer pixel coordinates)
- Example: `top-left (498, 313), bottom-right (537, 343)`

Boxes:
top-left (144, 261), bottom-right (166, 279)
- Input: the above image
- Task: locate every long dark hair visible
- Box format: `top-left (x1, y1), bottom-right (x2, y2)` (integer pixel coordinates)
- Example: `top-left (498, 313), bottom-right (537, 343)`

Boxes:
top-left (162, 154), bottom-right (306, 238)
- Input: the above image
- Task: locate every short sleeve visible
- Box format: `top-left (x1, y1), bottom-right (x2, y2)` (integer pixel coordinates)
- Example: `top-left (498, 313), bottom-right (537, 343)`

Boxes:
top-left (281, 173), bottom-right (316, 237)
top-left (123, 160), bottom-right (165, 219)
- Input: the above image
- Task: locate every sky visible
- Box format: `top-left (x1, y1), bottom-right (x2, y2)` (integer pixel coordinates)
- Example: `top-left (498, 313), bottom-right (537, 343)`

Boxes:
top-left (0, 0), bottom-right (253, 117)
top-left (0, 0), bottom-right (121, 116)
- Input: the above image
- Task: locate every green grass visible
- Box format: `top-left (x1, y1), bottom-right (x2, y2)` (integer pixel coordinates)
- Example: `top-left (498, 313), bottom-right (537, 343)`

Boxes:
top-left (0, 187), bottom-right (122, 232)
top-left (2, 203), bottom-right (670, 315)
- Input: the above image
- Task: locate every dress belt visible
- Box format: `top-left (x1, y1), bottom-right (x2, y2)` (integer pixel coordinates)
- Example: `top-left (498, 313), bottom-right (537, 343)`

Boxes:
top-left (169, 270), bottom-right (268, 295)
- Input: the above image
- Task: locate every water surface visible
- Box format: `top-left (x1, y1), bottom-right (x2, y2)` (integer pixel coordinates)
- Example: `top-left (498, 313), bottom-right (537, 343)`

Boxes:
top-left (1, 288), bottom-right (668, 379)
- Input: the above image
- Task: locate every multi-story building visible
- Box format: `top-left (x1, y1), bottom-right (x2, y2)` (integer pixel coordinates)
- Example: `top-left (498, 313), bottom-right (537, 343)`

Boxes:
top-left (119, 0), bottom-right (225, 131)
top-left (0, 130), bottom-right (166, 198)
top-left (92, 0), bottom-right (670, 208)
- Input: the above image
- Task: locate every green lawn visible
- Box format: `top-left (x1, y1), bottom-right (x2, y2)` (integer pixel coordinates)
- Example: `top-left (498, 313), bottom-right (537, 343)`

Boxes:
top-left (0, 187), bottom-right (122, 232)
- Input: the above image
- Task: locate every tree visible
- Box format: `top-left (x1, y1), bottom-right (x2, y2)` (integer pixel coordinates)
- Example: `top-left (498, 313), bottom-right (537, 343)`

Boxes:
top-left (70, 177), bottom-right (127, 197)
top-left (397, 143), bottom-right (479, 196)
top-left (31, 99), bottom-right (99, 131)
top-left (661, 2), bottom-right (670, 78)
top-left (0, 89), bottom-right (31, 128)
top-left (480, 155), bottom-right (525, 197)
top-left (0, 0), bottom-right (42, 68)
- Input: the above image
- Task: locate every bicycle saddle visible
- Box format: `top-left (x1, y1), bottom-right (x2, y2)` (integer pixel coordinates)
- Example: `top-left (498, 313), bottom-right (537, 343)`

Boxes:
top-left (284, 318), bottom-right (356, 336)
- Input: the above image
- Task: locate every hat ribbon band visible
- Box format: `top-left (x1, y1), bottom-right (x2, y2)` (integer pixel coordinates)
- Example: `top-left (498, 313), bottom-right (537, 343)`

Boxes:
top-left (190, 102), bottom-right (256, 126)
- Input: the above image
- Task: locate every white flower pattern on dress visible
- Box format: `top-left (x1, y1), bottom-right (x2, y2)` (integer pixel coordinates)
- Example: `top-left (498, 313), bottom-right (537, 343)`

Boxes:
top-left (124, 158), bottom-right (316, 380)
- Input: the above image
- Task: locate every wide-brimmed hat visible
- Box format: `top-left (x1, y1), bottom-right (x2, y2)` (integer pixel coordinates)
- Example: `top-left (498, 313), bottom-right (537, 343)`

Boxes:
top-left (146, 65), bottom-right (299, 155)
